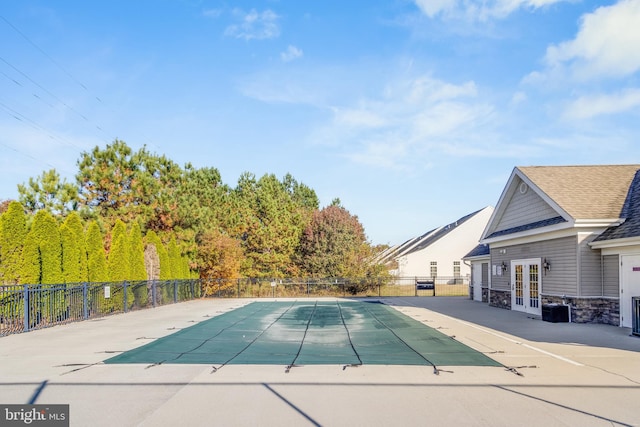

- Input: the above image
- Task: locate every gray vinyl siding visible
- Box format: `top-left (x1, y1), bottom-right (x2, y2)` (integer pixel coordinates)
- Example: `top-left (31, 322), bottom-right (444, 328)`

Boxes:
top-left (602, 254), bottom-right (619, 297)
top-left (490, 236), bottom-right (578, 295)
top-left (495, 177), bottom-right (559, 232)
top-left (481, 263), bottom-right (489, 287)
top-left (578, 234), bottom-right (604, 296)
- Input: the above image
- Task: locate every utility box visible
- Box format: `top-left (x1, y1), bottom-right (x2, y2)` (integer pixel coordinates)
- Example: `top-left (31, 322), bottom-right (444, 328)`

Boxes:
top-left (542, 304), bottom-right (569, 323)
top-left (632, 297), bottom-right (640, 337)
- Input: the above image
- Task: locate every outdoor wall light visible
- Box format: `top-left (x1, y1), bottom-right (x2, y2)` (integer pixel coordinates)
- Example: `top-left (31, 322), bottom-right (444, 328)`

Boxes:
top-left (501, 262), bottom-right (508, 273)
top-left (543, 258), bottom-right (551, 272)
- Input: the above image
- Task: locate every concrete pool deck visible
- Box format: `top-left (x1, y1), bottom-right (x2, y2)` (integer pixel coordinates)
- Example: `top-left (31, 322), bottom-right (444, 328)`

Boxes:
top-left (1, 297), bottom-right (639, 426)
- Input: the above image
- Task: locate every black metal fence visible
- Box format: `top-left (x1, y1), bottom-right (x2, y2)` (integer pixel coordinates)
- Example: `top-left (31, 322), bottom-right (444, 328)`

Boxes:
top-left (0, 280), bottom-right (201, 337)
top-left (201, 276), bottom-right (469, 299)
top-left (1, 276), bottom-right (468, 337)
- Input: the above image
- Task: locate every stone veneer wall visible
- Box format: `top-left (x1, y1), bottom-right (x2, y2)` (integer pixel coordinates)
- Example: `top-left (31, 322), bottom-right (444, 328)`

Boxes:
top-left (541, 295), bottom-right (620, 326)
top-left (489, 290), bottom-right (620, 325)
top-left (489, 289), bottom-right (511, 310)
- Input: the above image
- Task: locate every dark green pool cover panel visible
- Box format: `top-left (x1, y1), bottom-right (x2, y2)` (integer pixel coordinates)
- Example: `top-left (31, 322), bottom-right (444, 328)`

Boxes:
top-left (104, 301), bottom-right (501, 367)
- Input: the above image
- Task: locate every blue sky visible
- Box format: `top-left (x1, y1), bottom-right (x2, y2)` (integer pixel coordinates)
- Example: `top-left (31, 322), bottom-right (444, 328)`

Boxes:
top-left (1, 1), bottom-right (639, 245)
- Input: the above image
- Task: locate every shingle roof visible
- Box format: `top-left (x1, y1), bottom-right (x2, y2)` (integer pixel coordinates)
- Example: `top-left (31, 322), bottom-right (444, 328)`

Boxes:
top-left (484, 216), bottom-right (566, 239)
top-left (518, 165), bottom-right (640, 219)
top-left (593, 170), bottom-right (640, 242)
top-left (463, 244), bottom-right (490, 259)
top-left (403, 209), bottom-right (482, 256)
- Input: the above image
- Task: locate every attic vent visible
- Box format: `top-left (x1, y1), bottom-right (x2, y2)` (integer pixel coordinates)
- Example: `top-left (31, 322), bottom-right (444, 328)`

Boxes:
top-left (519, 182), bottom-right (528, 194)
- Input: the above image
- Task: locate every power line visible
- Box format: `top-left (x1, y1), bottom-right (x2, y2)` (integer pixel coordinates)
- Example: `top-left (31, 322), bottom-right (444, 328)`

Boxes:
top-left (0, 12), bottom-right (168, 183)
top-left (0, 14), bottom-right (164, 154)
top-left (1, 15), bottom-right (89, 92)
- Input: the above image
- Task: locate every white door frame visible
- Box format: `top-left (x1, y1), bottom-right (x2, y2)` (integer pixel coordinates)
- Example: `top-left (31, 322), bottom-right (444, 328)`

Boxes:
top-left (511, 258), bottom-right (542, 316)
top-left (472, 263), bottom-right (482, 301)
top-left (620, 254), bottom-right (640, 328)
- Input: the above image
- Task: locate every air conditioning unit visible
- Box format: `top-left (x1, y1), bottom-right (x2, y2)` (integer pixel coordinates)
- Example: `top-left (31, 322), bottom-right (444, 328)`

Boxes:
top-left (632, 297), bottom-right (640, 337)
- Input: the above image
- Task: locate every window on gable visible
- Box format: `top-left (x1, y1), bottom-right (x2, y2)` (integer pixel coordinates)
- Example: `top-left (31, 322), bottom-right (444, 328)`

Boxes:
top-left (430, 261), bottom-right (437, 278)
top-left (453, 261), bottom-right (461, 278)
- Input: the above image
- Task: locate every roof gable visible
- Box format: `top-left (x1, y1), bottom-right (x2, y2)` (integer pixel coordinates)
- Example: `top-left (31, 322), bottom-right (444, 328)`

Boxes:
top-left (518, 165), bottom-right (639, 219)
top-left (483, 165), bottom-right (640, 242)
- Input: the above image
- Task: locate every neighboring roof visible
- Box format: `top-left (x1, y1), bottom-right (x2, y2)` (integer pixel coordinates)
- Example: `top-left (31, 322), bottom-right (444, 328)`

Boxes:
top-left (518, 165), bottom-right (640, 220)
top-left (463, 244), bottom-right (490, 259)
top-left (593, 170), bottom-right (640, 242)
top-left (403, 208), bottom-right (483, 256)
top-left (378, 206), bottom-right (493, 264)
top-left (375, 228), bottom-right (439, 264)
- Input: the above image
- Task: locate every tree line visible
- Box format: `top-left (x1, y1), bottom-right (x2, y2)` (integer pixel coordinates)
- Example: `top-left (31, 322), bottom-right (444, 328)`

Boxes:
top-left (0, 140), bottom-right (387, 290)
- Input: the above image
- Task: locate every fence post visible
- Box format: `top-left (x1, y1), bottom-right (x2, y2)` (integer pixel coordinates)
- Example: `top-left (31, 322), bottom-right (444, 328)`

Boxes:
top-left (23, 284), bottom-right (29, 333)
top-left (83, 283), bottom-right (88, 320)
top-left (415, 276), bottom-right (418, 297)
top-left (123, 281), bottom-right (128, 313)
top-left (173, 280), bottom-right (178, 303)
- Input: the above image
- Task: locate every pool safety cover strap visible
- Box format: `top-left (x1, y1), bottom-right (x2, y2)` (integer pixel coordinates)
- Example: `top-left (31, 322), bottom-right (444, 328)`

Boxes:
top-left (104, 301), bottom-right (501, 367)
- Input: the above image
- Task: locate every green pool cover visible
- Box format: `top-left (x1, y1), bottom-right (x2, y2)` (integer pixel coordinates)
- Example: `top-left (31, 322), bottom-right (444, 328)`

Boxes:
top-left (105, 301), bottom-right (501, 368)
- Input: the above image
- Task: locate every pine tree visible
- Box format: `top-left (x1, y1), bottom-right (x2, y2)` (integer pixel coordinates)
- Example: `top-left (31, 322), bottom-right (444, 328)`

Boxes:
top-left (0, 201), bottom-right (28, 284)
top-left (86, 221), bottom-right (108, 283)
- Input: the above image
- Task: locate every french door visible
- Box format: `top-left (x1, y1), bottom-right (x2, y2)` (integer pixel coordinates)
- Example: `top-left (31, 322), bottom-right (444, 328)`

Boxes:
top-left (511, 258), bottom-right (542, 315)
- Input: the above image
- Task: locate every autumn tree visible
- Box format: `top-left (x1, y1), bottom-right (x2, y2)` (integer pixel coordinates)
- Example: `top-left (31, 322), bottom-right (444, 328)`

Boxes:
top-left (0, 201), bottom-right (27, 284)
top-left (197, 229), bottom-right (243, 296)
top-left (296, 204), bottom-right (370, 278)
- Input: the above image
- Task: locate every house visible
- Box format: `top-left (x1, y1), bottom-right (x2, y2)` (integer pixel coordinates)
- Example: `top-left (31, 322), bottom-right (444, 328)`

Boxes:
top-left (479, 164), bottom-right (640, 327)
top-left (381, 206), bottom-right (493, 281)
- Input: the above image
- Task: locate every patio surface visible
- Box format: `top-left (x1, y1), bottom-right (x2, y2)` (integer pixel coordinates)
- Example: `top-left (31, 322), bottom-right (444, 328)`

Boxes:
top-left (1, 296), bottom-right (639, 426)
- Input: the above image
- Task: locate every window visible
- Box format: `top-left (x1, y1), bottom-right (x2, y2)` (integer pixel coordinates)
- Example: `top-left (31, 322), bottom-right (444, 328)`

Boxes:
top-left (453, 261), bottom-right (461, 278)
top-left (430, 261), bottom-right (437, 278)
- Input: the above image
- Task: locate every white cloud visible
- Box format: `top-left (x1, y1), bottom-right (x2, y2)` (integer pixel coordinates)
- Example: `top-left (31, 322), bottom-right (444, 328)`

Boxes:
top-left (311, 75), bottom-right (498, 169)
top-left (224, 9), bottom-right (280, 41)
top-left (510, 91), bottom-right (527, 106)
top-left (202, 9), bottom-right (222, 19)
top-left (280, 45), bottom-right (303, 62)
top-left (563, 88), bottom-right (640, 120)
top-left (543, 0), bottom-right (640, 80)
top-left (414, 0), bottom-right (568, 21)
